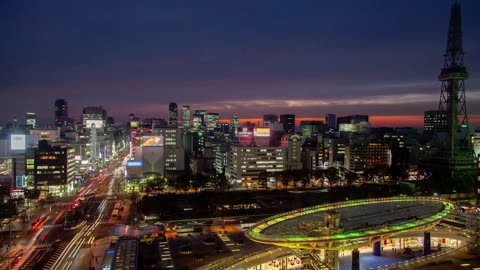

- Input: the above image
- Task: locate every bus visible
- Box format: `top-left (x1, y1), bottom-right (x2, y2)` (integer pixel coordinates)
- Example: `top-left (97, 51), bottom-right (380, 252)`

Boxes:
top-left (172, 223), bottom-right (203, 234)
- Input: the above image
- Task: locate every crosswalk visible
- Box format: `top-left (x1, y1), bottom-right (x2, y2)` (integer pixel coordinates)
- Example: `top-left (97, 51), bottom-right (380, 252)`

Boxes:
top-left (42, 242), bottom-right (68, 270)
top-left (159, 240), bottom-right (175, 269)
top-left (12, 242), bottom-right (55, 252)
top-left (217, 233), bottom-right (240, 252)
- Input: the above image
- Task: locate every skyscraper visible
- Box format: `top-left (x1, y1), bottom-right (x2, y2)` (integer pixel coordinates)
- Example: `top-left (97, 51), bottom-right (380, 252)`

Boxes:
top-left (205, 112), bottom-right (219, 132)
top-left (230, 116), bottom-right (240, 139)
top-left (427, 3), bottom-right (476, 190)
top-left (192, 114), bottom-right (204, 132)
top-left (280, 114), bottom-right (295, 133)
top-left (82, 106), bottom-right (107, 130)
top-left (54, 99), bottom-right (68, 127)
top-left (168, 102), bottom-right (178, 127)
top-left (326, 114), bottom-right (336, 130)
top-left (181, 105), bottom-right (191, 128)
top-left (26, 112), bottom-right (36, 129)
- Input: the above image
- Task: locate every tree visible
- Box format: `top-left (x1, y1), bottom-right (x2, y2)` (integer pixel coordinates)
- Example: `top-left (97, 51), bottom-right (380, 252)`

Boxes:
top-left (280, 170), bottom-right (294, 189)
top-left (257, 172), bottom-right (269, 189)
top-left (313, 169), bottom-right (324, 187)
top-left (192, 173), bottom-right (208, 192)
top-left (325, 167), bottom-right (339, 186)
top-left (211, 173), bottom-right (229, 191)
top-left (176, 173), bottom-right (192, 193)
top-left (345, 171), bottom-right (359, 186)
top-left (390, 165), bottom-right (408, 181)
top-left (297, 170), bottom-right (310, 189)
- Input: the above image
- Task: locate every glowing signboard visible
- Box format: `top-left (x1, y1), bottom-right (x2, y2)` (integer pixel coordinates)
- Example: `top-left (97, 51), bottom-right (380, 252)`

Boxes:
top-left (126, 160), bottom-right (143, 167)
top-left (254, 128), bottom-right (270, 137)
top-left (86, 120), bottom-right (104, 129)
top-left (141, 136), bottom-right (163, 147)
top-left (11, 134), bottom-right (26, 150)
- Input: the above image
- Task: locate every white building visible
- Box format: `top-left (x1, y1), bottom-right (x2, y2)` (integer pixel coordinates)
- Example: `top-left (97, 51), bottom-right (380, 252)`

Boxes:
top-left (225, 146), bottom-right (286, 184)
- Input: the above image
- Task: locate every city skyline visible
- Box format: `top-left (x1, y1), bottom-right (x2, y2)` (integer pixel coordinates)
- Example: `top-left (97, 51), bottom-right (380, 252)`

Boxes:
top-left (1, 0), bottom-right (480, 128)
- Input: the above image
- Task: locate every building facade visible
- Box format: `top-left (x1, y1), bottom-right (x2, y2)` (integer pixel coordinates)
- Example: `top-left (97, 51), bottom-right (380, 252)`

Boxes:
top-left (181, 105), bottom-right (191, 128)
top-left (168, 102), bottom-right (178, 127)
top-left (225, 146), bottom-right (286, 184)
top-left (280, 114), bottom-right (295, 133)
top-left (34, 141), bottom-right (76, 197)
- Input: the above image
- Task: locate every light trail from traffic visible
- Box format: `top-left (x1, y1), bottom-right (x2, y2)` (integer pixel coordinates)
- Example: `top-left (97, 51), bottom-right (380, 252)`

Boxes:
top-left (51, 211), bottom-right (106, 270)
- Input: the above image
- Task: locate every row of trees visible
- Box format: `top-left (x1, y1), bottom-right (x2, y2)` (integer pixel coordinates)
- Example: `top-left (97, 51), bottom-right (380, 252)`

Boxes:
top-left (256, 164), bottom-right (409, 190)
top-left (142, 171), bottom-right (231, 195)
top-left (142, 164), bottom-right (410, 194)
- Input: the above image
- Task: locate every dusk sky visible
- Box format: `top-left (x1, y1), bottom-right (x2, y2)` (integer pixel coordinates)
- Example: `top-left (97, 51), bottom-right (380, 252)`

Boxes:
top-left (1, 0), bottom-right (480, 128)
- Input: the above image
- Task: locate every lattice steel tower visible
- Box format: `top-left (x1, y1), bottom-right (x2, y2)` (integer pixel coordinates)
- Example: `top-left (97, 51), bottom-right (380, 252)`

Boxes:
top-left (431, 2), bottom-right (476, 181)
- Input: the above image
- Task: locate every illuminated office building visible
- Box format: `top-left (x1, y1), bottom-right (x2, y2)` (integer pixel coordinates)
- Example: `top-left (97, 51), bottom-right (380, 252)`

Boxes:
top-left (181, 105), bottom-right (191, 128)
top-left (205, 112), bottom-right (219, 132)
top-left (300, 120), bottom-right (323, 138)
top-left (230, 116), bottom-right (240, 140)
top-left (225, 145), bottom-right (286, 184)
top-left (337, 115), bottom-right (370, 133)
top-left (34, 140), bottom-right (76, 197)
top-left (153, 128), bottom-right (185, 171)
top-left (280, 134), bottom-right (303, 170)
top-left (192, 113), bottom-right (204, 132)
top-left (344, 141), bottom-right (391, 173)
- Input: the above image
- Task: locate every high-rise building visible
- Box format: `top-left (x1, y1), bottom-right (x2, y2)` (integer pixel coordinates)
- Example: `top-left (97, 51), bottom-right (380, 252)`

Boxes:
top-left (34, 140), bottom-right (76, 197)
top-left (344, 141), bottom-right (391, 173)
top-left (230, 116), bottom-right (240, 140)
top-left (26, 112), bottom-right (36, 129)
top-left (82, 106), bottom-right (107, 130)
top-left (192, 114), bottom-right (204, 132)
top-left (326, 114), bottom-right (336, 130)
top-left (154, 128), bottom-right (185, 171)
top-left (205, 113), bottom-right (219, 132)
top-left (263, 114), bottom-right (278, 126)
top-left (194, 110), bottom-right (207, 119)
top-left (168, 102), bottom-right (178, 127)
top-left (181, 105), bottom-right (191, 128)
top-left (427, 3), bottom-right (476, 184)
top-left (337, 115), bottom-right (370, 133)
top-left (300, 120), bottom-right (324, 138)
top-left (281, 134), bottom-right (303, 170)
top-left (225, 145), bottom-right (286, 183)
top-left (54, 99), bottom-right (68, 127)
top-left (280, 114), bottom-right (295, 133)
top-left (424, 110), bottom-right (447, 133)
